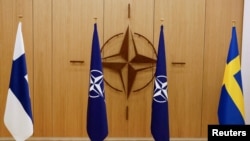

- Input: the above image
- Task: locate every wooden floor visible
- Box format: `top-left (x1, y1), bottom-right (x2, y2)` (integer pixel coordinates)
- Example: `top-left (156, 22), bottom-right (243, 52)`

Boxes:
top-left (0, 137), bottom-right (207, 141)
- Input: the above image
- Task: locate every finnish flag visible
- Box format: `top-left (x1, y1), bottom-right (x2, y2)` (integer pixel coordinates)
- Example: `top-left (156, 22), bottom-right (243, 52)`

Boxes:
top-left (4, 22), bottom-right (33, 141)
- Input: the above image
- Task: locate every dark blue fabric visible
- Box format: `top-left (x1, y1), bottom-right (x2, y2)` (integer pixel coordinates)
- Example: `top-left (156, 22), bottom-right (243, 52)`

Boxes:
top-left (9, 54), bottom-right (33, 122)
top-left (151, 25), bottom-right (169, 141)
top-left (227, 27), bottom-right (239, 63)
top-left (87, 23), bottom-right (108, 141)
top-left (218, 86), bottom-right (245, 124)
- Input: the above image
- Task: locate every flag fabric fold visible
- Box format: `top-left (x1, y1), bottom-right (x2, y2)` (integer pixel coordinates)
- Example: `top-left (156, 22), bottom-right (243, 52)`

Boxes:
top-left (4, 22), bottom-right (33, 141)
top-left (151, 25), bottom-right (170, 141)
top-left (87, 23), bottom-right (108, 141)
top-left (218, 26), bottom-right (245, 125)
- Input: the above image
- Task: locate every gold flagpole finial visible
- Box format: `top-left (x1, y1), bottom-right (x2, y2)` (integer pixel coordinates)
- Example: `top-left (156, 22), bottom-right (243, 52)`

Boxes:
top-left (232, 20), bottom-right (236, 27)
top-left (18, 15), bottom-right (23, 23)
top-left (94, 17), bottom-right (98, 23)
top-left (160, 18), bottom-right (164, 24)
top-left (161, 18), bottom-right (164, 23)
top-left (18, 15), bottom-right (23, 19)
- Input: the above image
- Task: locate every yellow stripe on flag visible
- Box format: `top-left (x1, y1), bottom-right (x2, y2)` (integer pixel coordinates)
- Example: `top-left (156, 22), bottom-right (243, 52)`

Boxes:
top-left (223, 55), bottom-right (245, 119)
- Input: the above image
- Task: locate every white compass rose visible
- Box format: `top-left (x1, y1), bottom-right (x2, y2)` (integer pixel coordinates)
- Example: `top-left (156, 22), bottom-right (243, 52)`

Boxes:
top-left (89, 69), bottom-right (104, 98)
top-left (153, 75), bottom-right (168, 103)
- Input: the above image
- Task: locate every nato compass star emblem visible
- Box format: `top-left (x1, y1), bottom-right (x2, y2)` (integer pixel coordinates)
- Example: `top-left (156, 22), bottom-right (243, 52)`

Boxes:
top-left (101, 26), bottom-right (157, 98)
top-left (89, 69), bottom-right (104, 98)
top-left (153, 75), bottom-right (168, 103)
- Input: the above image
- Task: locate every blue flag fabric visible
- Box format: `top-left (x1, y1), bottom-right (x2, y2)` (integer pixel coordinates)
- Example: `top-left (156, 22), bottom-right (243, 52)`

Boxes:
top-left (87, 23), bottom-right (108, 141)
top-left (4, 22), bottom-right (33, 141)
top-left (151, 25), bottom-right (170, 141)
top-left (218, 26), bottom-right (245, 124)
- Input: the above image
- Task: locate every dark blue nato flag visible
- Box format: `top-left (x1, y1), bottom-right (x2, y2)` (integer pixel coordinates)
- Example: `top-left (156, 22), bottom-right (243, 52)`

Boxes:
top-left (151, 25), bottom-right (170, 141)
top-left (87, 23), bottom-right (108, 141)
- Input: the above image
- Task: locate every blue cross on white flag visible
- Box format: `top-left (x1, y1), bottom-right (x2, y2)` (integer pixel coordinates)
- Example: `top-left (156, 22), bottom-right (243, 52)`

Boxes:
top-left (151, 25), bottom-right (170, 141)
top-left (4, 22), bottom-right (33, 141)
top-left (87, 23), bottom-right (108, 141)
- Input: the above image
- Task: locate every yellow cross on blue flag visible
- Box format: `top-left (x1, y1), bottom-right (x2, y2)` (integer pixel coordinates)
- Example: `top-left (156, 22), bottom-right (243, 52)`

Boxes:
top-left (218, 25), bottom-right (245, 125)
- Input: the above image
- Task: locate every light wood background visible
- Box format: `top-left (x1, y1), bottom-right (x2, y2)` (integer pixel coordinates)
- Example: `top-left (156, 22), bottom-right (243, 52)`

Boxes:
top-left (0, 0), bottom-right (244, 138)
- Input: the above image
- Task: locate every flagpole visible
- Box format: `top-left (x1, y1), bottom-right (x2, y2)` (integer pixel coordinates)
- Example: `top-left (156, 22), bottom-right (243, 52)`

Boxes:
top-left (18, 15), bottom-right (23, 23)
top-left (161, 18), bottom-right (164, 25)
top-left (4, 19), bottom-right (34, 141)
top-left (232, 20), bottom-right (236, 27)
top-left (94, 17), bottom-right (97, 23)
top-left (87, 19), bottom-right (108, 141)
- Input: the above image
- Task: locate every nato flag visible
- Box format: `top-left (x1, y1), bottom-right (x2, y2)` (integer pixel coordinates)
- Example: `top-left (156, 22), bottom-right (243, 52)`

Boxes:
top-left (87, 23), bottom-right (108, 141)
top-left (151, 25), bottom-right (170, 141)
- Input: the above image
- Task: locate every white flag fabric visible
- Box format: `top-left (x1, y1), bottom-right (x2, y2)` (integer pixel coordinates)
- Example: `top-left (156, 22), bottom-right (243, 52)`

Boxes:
top-left (4, 22), bottom-right (33, 141)
top-left (242, 0), bottom-right (250, 124)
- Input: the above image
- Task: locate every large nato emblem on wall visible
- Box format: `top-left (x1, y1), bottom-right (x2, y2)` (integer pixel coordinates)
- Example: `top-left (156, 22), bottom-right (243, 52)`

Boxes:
top-left (101, 26), bottom-right (157, 98)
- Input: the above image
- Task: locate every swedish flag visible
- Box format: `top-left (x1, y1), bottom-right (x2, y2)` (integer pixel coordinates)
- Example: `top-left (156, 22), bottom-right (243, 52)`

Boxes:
top-left (218, 26), bottom-right (245, 125)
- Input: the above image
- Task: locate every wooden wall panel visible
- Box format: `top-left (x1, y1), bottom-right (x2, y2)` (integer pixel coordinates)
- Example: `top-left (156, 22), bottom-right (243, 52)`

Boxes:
top-left (0, 0), bottom-right (33, 137)
top-left (103, 0), bottom-right (130, 137)
top-left (0, 0), bottom-right (245, 138)
top-left (103, 0), bottom-right (129, 42)
top-left (0, 0), bottom-right (16, 136)
top-left (52, 0), bottom-right (83, 136)
top-left (127, 0), bottom-right (154, 137)
top-left (201, 0), bottom-right (244, 137)
top-left (130, 0), bottom-right (154, 40)
top-left (103, 0), bottom-right (154, 137)
top-left (155, 0), bottom-right (206, 137)
top-left (52, 0), bottom-right (103, 136)
top-left (33, 0), bottom-right (53, 136)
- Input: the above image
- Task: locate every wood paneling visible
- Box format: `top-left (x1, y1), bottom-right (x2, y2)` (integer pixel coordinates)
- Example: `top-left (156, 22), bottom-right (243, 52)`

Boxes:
top-left (103, 0), bottom-right (130, 137)
top-left (0, 0), bottom-right (245, 138)
top-left (52, 0), bottom-right (103, 136)
top-left (0, 0), bottom-right (16, 136)
top-left (127, 0), bottom-right (154, 137)
top-left (155, 0), bottom-right (206, 137)
top-left (53, 0), bottom-right (83, 136)
top-left (103, 0), bottom-right (154, 137)
top-left (33, 0), bottom-right (53, 136)
top-left (0, 0), bottom-right (33, 136)
top-left (201, 0), bottom-right (244, 137)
